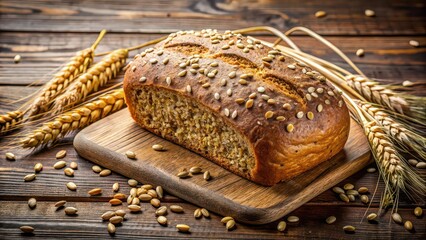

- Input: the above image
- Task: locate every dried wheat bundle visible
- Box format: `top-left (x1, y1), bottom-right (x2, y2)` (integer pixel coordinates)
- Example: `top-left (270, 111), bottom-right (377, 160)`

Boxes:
top-left (0, 111), bottom-right (23, 135)
top-left (28, 30), bottom-right (107, 117)
top-left (20, 89), bottom-right (125, 149)
top-left (51, 49), bottom-right (128, 113)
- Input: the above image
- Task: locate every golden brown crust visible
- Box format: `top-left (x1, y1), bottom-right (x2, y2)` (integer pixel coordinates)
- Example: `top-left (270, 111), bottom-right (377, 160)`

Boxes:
top-left (124, 29), bottom-right (350, 186)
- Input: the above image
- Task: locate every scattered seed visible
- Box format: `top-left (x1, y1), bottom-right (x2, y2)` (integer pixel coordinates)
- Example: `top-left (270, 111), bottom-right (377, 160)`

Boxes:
top-left (409, 40), bottom-right (419, 48)
top-left (156, 186), bottom-right (164, 199)
top-left (367, 213), bottom-right (377, 221)
top-left (315, 11), bottom-right (327, 18)
top-left (361, 195), bottom-right (369, 204)
top-left (325, 216), bottom-right (336, 224)
top-left (156, 206), bottom-right (167, 216)
top-left (277, 221), bottom-right (287, 232)
top-left (348, 194), bottom-right (356, 202)
top-left (152, 144), bottom-right (165, 151)
top-left (343, 225), bottom-right (355, 233)
top-left (339, 193), bottom-right (350, 203)
top-left (109, 216), bottom-right (123, 225)
top-left (66, 182), bottom-right (77, 191)
top-left (358, 187), bottom-right (369, 194)
top-left (125, 150), bottom-right (136, 159)
top-left (5, 152), bottom-right (16, 161)
top-left (54, 161), bottom-right (67, 169)
top-left (24, 174), bottom-right (36, 182)
top-left (203, 171), bottom-right (211, 181)
top-left (201, 208), bottom-right (210, 218)
top-left (346, 189), bottom-right (359, 196)
top-left (128, 179), bottom-right (138, 187)
top-left (113, 183), bottom-right (119, 192)
top-left (287, 64), bottom-right (296, 70)
top-left (109, 198), bottom-right (122, 206)
top-left (56, 150), bottom-right (67, 159)
top-left (365, 9), bottom-right (375, 17)
top-left (107, 222), bottom-right (116, 235)
top-left (88, 188), bottom-right (102, 196)
top-left (20, 226), bottom-right (34, 233)
top-left (139, 194), bottom-right (152, 201)
top-left (115, 209), bottom-right (126, 217)
top-left (392, 212), bottom-right (403, 224)
top-left (101, 211), bottom-right (116, 221)
top-left (287, 216), bottom-right (299, 223)
top-left (92, 165), bottom-right (102, 173)
top-left (408, 159), bottom-right (418, 167)
top-left (65, 207), bottom-right (78, 215)
top-left (128, 204), bottom-right (142, 212)
top-left (343, 183), bottom-right (354, 190)
top-left (367, 167), bottom-right (376, 173)
top-left (404, 221), bottom-right (413, 231)
top-left (402, 80), bottom-right (414, 87)
top-left (157, 216), bottom-right (168, 226)
top-left (139, 76), bottom-right (147, 82)
top-left (332, 187), bottom-right (345, 194)
top-left (286, 124), bottom-right (294, 133)
top-left (142, 184), bottom-right (153, 190)
top-left (178, 70), bottom-right (187, 77)
top-left (148, 189), bottom-right (158, 198)
top-left (69, 162), bottom-right (78, 170)
top-left (113, 193), bottom-right (126, 200)
top-left (193, 208), bottom-right (202, 218)
top-left (221, 216), bottom-right (234, 224)
top-left (170, 205), bottom-right (184, 213)
top-left (151, 198), bottom-right (161, 208)
top-left (64, 168), bottom-right (74, 177)
top-left (189, 167), bottom-right (202, 174)
top-left (176, 224), bottom-right (190, 232)
top-left (34, 163), bottom-right (43, 172)
top-left (55, 200), bottom-right (66, 208)
top-left (99, 169), bottom-right (111, 177)
top-left (356, 49), bottom-right (365, 57)
top-left (28, 198), bottom-right (36, 209)
top-left (414, 207), bottom-right (423, 217)
top-left (132, 197), bottom-right (140, 205)
top-left (177, 170), bottom-right (190, 178)
top-left (416, 162), bottom-right (426, 169)
top-left (226, 220), bottom-right (236, 230)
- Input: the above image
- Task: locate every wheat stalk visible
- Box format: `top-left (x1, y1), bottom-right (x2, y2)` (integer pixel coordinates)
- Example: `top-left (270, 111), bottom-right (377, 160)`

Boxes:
top-left (0, 111), bottom-right (23, 135)
top-left (20, 88), bottom-right (125, 148)
top-left (51, 49), bottom-right (128, 114)
top-left (28, 30), bottom-right (107, 117)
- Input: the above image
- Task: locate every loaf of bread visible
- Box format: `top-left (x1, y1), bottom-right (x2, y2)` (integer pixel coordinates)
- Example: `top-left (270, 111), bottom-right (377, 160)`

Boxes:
top-left (123, 29), bottom-right (350, 186)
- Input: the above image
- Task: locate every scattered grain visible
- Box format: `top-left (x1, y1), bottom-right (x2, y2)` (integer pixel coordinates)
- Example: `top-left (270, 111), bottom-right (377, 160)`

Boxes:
top-left (332, 187), bottom-right (345, 194)
top-left (339, 193), bottom-right (350, 203)
top-left (157, 216), bottom-right (168, 226)
top-left (34, 163), bottom-right (43, 172)
top-left (404, 221), bottom-right (413, 231)
top-left (189, 167), bottom-right (202, 174)
top-left (109, 198), bottom-right (122, 206)
top-left (343, 183), bottom-right (354, 190)
top-left (66, 182), bottom-right (77, 191)
top-left (24, 174), bottom-right (36, 182)
top-left (226, 220), bottom-right (236, 230)
top-left (156, 206), bottom-right (167, 216)
top-left (414, 207), bottom-right (423, 217)
top-left (128, 179), bottom-right (138, 187)
top-left (356, 49), bottom-right (365, 57)
top-left (201, 208), bottom-right (210, 218)
top-left (5, 152), bottom-right (15, 161)
top-left (367, 213), bottom-right (377, 221)
top-left (64, 168), bottom-right (74, 177)
top-left (107, 223), bottom-right (116, 235)
top-left (92, 165), bottom-right (102, 173)
top-left (343, 225), bottom-right (355, 233)
top-left (176, 224), bottom-right (190, 232)
top-left (194, 208), bottom-right (202, 218)
top-left (151, 198), bottom-right (161, 208)
top-left (326, 216), bottom-right (336, 224)
top-left (367, 167), bottom-right (376, 173)
top-left (277, 221), bottom-right (287, 232)
top-left (112, 183), bottom-right (119, 192)
top-left (115, 209), bottom-right (126, 217)
top-left (109, 216), bottom-right (123, 224)
top-left (113, 193), bottom-right (126, 200)
top-left (365, 9), bottom-right (375, 17)
top-left (99, 169), bottom-right (111, 177)
top-left (54, 161), bottom-right (66, 169)
top-left (139, 194), bottom-right (152, 201)
top-left (65, 207), bottom-right (78, 215)
top-left (315, 11), bottom-right (327, 18)
top-left (101, 211), bottom-right (116, 221)
top-left (156, 186), bottom-right (164, 199)
top-left (14, 55), bottom-right (21, 63)
top-left (56, 150), bottom-right (67, 159)
top-left (392, 212), bottom-right (403, 224)
top-left (125, 150), bottom-right (136, 159)
top-left (152, 144), bottom-right (165, 151)
top-left (128, 205), bottom-right (142, 212)
top-left (55, 200), bottom-right (66, 208)
top-left (360, 195), bottom-right (369, 204)
top-left (358, 187), bottom-right (369, 194)
top-left (88, 188), bottom-right (102, 196)
top-left (20, 226), bottom-right (34, 233)
top-left (203, 171), bottom-right (211, 181)
top-left (28, 198), bottom-right (36, 209)
top-left (416, 162), bottom-right (426, 169)
top-left (409, 40), bottom-right (419, 47)
top-left (221, 216), bottom-right (234, 224)
top-left (287, 216), bottom-right (299, 223)
top-left (170, 205), bottom-right (184, 213)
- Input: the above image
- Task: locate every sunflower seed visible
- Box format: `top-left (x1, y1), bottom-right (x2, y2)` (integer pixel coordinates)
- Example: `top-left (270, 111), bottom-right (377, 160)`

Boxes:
top-left (20, 226), bottom-right (34, 233)
top-left (115, 209), bottom-right (126, 217)
top-left (56, 150), bottom-right (67, 159)
top-left (101, 211), bottom-right (116, 220)
top-left (343, 225), bottom-right (355, 232)
top-left (55, 200), bottom-right (66, 208)
top-left (24, 174), bottom-right (36, 182)
top-left (226, 220), bottom-right (236, 230)
top-left (66, 182), bottom-right (77, 191)
top-left (125, 150), bottom-right (136, 159)
top-left (88, 188), bottom-right (102, 196)
top-left (128, 179), bottom-right (138, 187)
top-left (367, 213), bottom-right (377, 221)
top-left (156, 206), bottom-right (167, 216)
top-left (107, 222), bottom-right (116, 234)
top-left (64, 168), bottom-right (74, 177)
top-left (325, 216), bottom-right (336, 224)
top-left (69, 162), bottom-right (78, 170)
top-left (128, 205), bottom-right (142, 212)
top-left (109, 216), bottom-right (123, 224)
top-left (157, 216), bottom-right (168, 225)
top-left (5, 152), bottom-right (16, 161)
top-left (277, 221), bottom-right (286, 231)
top-left (99, 169), bottom-right (111, 177)
top-left (28, 198), bottom-right (36, 209)
top-left (170, 205), bottom-right (184, 213)
top-left (176, 224), bottom-right (190, 232)
top-left (203, 171), bottom-right (211, 181)
top-left (65, 207), bottom-right (78, 215)
top-left (194, 208), bottom-right (202, 218)
top-left (414, 207), bottom-right (423, 217)
top-left (54, 161), bottom-right (66, 169)
top-left (156, 186), bottom-right (163, 199)
top-left (113, 183), bottom-right (119, 192)
top-left (404, 221), bottom-right (413, 231)
top-left (92, 165), bottom-right (102, 173)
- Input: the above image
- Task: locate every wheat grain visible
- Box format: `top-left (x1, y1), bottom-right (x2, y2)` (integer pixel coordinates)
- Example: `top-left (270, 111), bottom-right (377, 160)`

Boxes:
top-left (20, 89), bottom-right (125, 148)
top-left (52, 49), bottom-right (128, 113)
top-left (0, 110), bottom-right (23, 135)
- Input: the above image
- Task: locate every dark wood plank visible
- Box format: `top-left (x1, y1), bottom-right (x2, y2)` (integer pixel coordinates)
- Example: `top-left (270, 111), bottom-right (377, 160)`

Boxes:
top-left (0, 0), bottom-right (425, 35)
top-left (0, 201), bottom-right (423, 239)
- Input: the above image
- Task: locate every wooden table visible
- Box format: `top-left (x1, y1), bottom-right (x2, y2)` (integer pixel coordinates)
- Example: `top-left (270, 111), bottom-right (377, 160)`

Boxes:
top-left (1, 1), bottom-right (425, 239)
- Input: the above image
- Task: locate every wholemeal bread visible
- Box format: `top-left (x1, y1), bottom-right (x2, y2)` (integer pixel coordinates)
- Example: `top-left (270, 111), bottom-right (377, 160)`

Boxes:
top-left (123, 29), bottom-right (350, 186)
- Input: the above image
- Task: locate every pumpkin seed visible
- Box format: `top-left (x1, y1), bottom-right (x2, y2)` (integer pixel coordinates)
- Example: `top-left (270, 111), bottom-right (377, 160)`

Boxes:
top-left (20, 226), bottom-right (34, 233)
top-left (113, 193), bottom-right (126, 200)
top-left (24, 173), bottom-right (36, 182)
top-left (277, 221), bottom-right (287, 232)
top-left (414, 207), bottom-right (423, 217)
top-left (392, 212), bottom-right (403, 224)
top-left (128, 179), bottom-right (138, 187)
top-left (157, 216), bottom-right (168, 226)
top-left (226, 220), bottom-right (236, 230)
top-left (107, 222), bottom-right (116, 234)
top-left (150, 198), bottom-right (161, 208)
top-left (343, 183), bottom-right (354, 190)
top-left (54, 161), bottom-right (66, 169)
top-left (65, 207), bottom-right (78, 215)
top-left (343, 225), bottom-right (355, 232)
top-left (34, 163), bottom-right (43, 172)
top-left (156, 206), bottom-right (167, 216)
top-left (113, 183), bottom-right (119, 192)
top-left (99, 169), bottom-right (111, 177)
top-left (54, 200), bottom-right (67, 208)
top-left (176, 224), bottom-right (190, 232)
top-left (138, 194), bottom-right (152, 201)
top-left (109, 199), bottom-right (122, 206)
top-left (66, 182), bottom-right (77, 191)
top-left (325, 216), bottom-right (336, 224)
top-left (5, 152), bottom-right (16, 161)
top-left (128, 204), bottom-right (142, 212)
top-left (361, 195), bottom-right (369, 204)
top-left (152, 144), bottom-right (165, 151)
top-left (125, 150), bottom-right (136, 159)
top-left (170, 205), bottom-right (184, 213)
top-left (332, 187), bottom-right (345, 194)
top-left (56, 150), bottom-right (67, 159)
top-left (115, 209), bottom-right (126, 217)
top-left (156, 186), bottom-right (163, 199)
top-left (203, 171), bottom-right (211, 181)
top-left (358, 187), bottom-right (369, 194)
top-left (404, 221), bottom-right (413, 231)
top-left (92, 165), bottom-right (102, 173)
top-left (64, 168), bottom-right (74, 177)
top-left (339, 193), bottom-right (350, 203)
top-left (221, 216), bottom-right (234, 224)
top-left (367, 213), bottom-right (377, 221)
top-left (194, 208), bottom-right (202, 218)
top-left (189, 166), bottom-right (202, 174)
top-left (101, 211), bottom-right (116, 220)
top-left (287, 216), bottom-right (299, 223)
top-left (69, 162), bottom-right (78, 170)
top-left (88, 188), bottom-right (102, 196)
top-left (28, 198), bottom-right (36, 209)
top-left (201, 208), bottom-right (210, 218)
top-left (109, 216), bottom-right (123, 224)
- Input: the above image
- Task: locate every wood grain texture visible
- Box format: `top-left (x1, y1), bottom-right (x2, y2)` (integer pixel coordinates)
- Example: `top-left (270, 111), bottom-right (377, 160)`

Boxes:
top-left (73, 109), bottom-right (371, 224)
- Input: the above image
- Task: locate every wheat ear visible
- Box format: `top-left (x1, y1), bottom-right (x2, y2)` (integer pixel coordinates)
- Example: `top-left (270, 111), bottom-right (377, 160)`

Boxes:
top-left (28, 30), bottom-right (107, 117)
top-left (0, 111), bottom-right (24, 135)
top-left (20, 89), bottom-right (125, 149)
top-left (51, 49), bottom-right (128, 114)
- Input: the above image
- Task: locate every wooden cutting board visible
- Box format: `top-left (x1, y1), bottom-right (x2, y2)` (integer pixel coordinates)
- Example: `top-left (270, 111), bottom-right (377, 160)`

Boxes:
top-left (74, 109), bottom-right (371, 224)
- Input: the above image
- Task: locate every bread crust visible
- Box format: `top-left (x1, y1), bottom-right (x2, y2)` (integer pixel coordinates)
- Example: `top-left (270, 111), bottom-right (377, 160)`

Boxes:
top-left (124, 30), bottom-right (350, 186)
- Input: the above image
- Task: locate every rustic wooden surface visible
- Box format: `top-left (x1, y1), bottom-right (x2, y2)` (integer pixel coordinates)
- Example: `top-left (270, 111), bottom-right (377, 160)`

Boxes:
top-left (0, 0), bottom-right (425, 239)
top-left (73, 110), bottom-right (370, 224)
